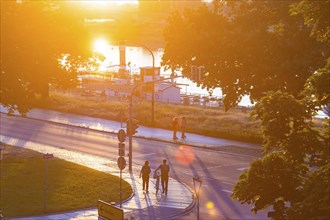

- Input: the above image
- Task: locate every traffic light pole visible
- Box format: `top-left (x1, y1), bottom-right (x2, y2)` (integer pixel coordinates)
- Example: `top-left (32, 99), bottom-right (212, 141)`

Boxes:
top-left (128, 75), bottom-right (182, 172)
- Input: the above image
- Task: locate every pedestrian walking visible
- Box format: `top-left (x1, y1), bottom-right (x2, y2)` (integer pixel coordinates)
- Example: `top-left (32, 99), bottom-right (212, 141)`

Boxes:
top-left (153, 170), bottom-right (161, 194)
top-left (155, 159), bottom-right (170, 195)
top-left (140, 161), bottom-right (151, 193)
top-left (172, 117), bottom-right (179, 140)
top-left (180, 116), bottom-right (187, 139)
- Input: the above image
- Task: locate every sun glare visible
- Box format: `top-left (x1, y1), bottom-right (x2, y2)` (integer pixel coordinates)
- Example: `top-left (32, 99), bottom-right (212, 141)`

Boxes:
top-left (83, 0), bottom-right (107, 6)
top-left (81, 0), bottom-right (138, 6)
top-left (93, 39), bottom-right (109, 55)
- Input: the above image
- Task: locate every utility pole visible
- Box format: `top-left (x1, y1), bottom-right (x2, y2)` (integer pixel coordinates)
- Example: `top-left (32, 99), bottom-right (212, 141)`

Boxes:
top-left (120, 41), bottom-right (155, 125)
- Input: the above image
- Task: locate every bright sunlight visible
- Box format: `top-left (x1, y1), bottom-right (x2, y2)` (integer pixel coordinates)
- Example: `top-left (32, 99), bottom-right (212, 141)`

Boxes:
top-left (81, 0), bottom-right (138, 6)
top-left (93, 39), bottom-right (109, 55)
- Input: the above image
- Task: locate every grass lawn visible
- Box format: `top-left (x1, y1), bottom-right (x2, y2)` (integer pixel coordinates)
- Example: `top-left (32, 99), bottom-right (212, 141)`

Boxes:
top-left (1, 144), bottom-right (132, 218)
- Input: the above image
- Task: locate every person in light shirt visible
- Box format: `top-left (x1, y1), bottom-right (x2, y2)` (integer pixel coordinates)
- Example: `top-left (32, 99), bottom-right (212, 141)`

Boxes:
top-left (155, 159), bottom-right (170, 195)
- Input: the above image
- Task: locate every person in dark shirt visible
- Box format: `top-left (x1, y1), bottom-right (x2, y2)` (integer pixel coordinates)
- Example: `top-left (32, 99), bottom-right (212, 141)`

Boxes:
top-left (155, 159), bottom-right (170, 195)
top-left (172, 117), bottom-right (179, 140)
top-left (140, 161), bottom-right (151, 193)
top-left (180, 116), bottom-right (187, 139)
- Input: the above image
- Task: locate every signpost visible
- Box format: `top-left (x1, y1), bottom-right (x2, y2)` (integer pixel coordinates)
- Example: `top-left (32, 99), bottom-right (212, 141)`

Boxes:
top-left (118, 143), bottom-right (125, 157)
top-left (117, 130), bottom-right (126, 208)
top-left (0, 146), bottom-right (5, 219)
top-left (117, 156), bottom-right (126, 170)
top-left (43, 153), bottom-right (54, 213)
top-left (117, 129), bottom-right (126, 143)
top-left (117, 156), bottom-right (126, 208)
top-left (98, 200), bottom-right (124, 220)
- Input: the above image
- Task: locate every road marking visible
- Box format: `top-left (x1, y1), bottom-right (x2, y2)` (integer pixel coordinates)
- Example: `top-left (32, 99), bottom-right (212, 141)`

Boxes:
top-left (134, 153), bottom-right (156, 158)
top-left (221, 189), bottom-right (233, 194)
top-left (223, 181), bottom-right (234, 186)
top-left (237, 167), bottom-right (249, 171)
top-left (182, 162), bottom-right (248, 175)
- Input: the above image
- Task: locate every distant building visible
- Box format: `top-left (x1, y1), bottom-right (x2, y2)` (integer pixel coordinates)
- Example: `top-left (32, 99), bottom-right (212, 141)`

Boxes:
top-left (154, 83), bottom-right (181, 103)
top-left (79, 66), bottom-right (181, 104)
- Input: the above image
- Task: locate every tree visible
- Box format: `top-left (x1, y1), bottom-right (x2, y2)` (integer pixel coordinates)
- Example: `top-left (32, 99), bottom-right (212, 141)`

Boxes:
top-left (232, 150), bottom-right (308, 218)
top-left (162, 0), bottom-right (329, 219)
top-left (232, 90), bottom-right (329, 218)
top-left (0, 1), bottom-right (91, 114)
top-left (290, 0), bottom-right (330, 43)
top-left (162, 1), bottom-right (329, 110)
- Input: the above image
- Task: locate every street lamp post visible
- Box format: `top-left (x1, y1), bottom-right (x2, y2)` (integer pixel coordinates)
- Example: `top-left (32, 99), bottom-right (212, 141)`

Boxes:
top-left (140, 45), bottom-right (155, 126)
top-left (121, 41), bottom-right (155, 125)
top-left (0, 145), bottom-right (4, 220)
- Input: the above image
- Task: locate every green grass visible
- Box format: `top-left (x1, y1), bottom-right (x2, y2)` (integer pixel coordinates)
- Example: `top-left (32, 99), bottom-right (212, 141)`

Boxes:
top-left (35, 91), bottom-right (262, 143)
top-left (1, 145), bottom-right (132, 218)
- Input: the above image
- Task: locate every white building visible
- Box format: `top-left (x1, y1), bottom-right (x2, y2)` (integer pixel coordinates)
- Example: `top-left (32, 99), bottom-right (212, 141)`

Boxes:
top-left (144, 83), bottom-right (181, 103)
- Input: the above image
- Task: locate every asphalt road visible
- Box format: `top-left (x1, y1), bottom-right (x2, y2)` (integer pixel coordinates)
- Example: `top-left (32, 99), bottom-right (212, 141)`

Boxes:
top-left (0, 115), bottom-right (268, 219)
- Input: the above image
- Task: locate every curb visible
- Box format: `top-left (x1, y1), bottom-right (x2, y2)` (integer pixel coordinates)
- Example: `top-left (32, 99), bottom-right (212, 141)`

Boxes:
top-left (163, 179), bottom-right (196, 220)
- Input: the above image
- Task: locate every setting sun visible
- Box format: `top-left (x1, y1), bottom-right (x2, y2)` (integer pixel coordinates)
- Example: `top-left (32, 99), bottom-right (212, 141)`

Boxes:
top-left (93, 39), bottom-right (109, 54)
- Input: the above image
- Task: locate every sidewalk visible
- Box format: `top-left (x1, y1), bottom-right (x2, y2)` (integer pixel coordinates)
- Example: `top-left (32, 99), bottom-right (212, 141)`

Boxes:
top-left (1, 107), bottom-right (260, 152)
top-left (0, 136), bottom-right (194, 220)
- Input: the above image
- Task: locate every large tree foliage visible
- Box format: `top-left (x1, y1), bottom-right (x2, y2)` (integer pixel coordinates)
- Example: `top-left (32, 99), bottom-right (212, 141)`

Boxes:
top-left (232, 91), bottom-right (329, 219)
top-left (162, 0), bottom-right (329, 219)
top-left (162, 0), bottom-right (329, 110)
top-left (290, 0), bottom-right (330, 43)
top-left (1, 1), bottom-right (91, 114)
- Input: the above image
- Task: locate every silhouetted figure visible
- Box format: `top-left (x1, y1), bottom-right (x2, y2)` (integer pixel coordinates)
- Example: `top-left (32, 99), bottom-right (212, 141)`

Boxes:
top-left (172, 117), bottom-right (179, 140)
top-left (155, 159), bottom-right (170, 195)
top-left (180, 116), bottom-right (187, 139)
top-left (140, 161), bottom-right (151, 193)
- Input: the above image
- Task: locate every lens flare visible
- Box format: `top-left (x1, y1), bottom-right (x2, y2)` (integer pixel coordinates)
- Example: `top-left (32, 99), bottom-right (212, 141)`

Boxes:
top-left (205, 201), bottom-right (219, 216)
top-left (175, 145), bottom-right (195, 165)
top-left (206, 201), bottom-right (214, 209)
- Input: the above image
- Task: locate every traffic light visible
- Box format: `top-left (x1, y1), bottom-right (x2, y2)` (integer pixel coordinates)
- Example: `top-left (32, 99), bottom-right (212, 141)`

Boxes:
top-left (191, 66), bottom-right (198, 81)
top-left (126, 119), bottom-right (139, 136)
top-left (126, 120), bottom-right (131, 135)
top-left (131, 119), bottom-right (139, 135)
top-left (198, 66), bottom-right (205, 81)
top-left (190, 65), bottom-right (205, 83)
